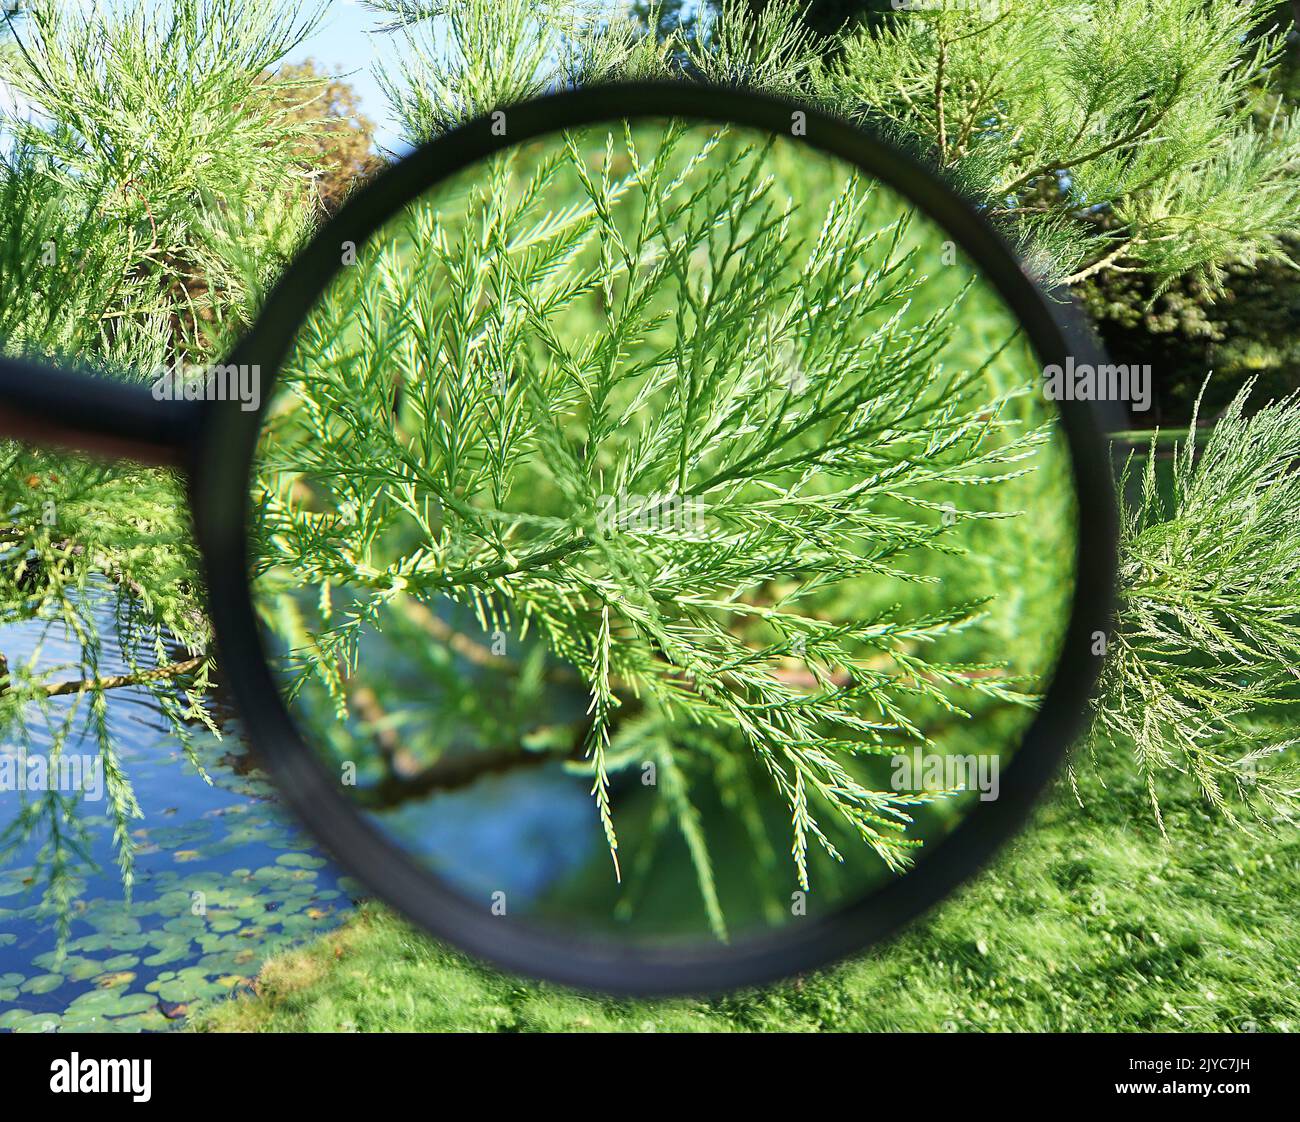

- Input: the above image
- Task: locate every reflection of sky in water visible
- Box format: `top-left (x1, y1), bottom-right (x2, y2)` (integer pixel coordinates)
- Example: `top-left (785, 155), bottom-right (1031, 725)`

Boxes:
top-left (365, 766), bottom-right (598, 909)
top-left (0, 593), bottom-right (350, 1032)
top-left (338, 595), bottom-right (601, 908)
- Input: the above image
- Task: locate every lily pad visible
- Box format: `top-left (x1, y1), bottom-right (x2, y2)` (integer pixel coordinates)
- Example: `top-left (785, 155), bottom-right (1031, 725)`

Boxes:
top-left (20, 972), bottom-right (64, 995)
top-left (60, 1009), bottom-right (111, 1031)
top-left (276, 853), bottom-right (326, 870)
top-left (94, 970), bottom-right (137, 989)
top-left (84, 905), bottom-right (143, 937)
top-left (0, 1010), bottom-right (61, 1033)
top-left (0, 874), bottom-right (33, 898)
top-left (143, 941), bottom-right (192, 967)
top-left (208, 914), bottom-right (242, 933)
top-left (66, 987), bottom-right (156, 1017)
top-left (111, 1008), bottom-right (170, 1031)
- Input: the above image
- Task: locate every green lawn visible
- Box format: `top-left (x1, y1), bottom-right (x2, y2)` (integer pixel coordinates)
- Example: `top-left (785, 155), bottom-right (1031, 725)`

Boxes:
top-left (191, 739), bottom-right (1300, 1032)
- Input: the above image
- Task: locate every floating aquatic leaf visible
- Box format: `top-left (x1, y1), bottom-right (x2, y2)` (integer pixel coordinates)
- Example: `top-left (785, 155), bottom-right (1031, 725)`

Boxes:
top-left (162, 916), bottom-right (207, 936)
top-left (143, 944), bottom-right (192, 968)
top-left (84, 907), bottom-right (142, 937)
top-left (20, 973), bottom-right (63, 995)
top-left (276, 853), bottom-right (326, 870)
top-left (0, 1010), bottom-right (61, 1032)
top-left (59, 1009), bottom-right (111, 1031)
top-left (0, 873), bottom-right (33, 898)
top-left (150, 973), bottom-right (226, 1004)
top-left (65, 987), bottom-right (155, 1017)
top-left (67, 957), bottom-right (104, 982)
top-left (94, 971), bottom-right (137, 989)
top-left (65, 933), bottom-right (115, 954)
top-left (0, 971), bottom-right (22, 1002)
top-left (111, 1008), bottom-right (170, 1031)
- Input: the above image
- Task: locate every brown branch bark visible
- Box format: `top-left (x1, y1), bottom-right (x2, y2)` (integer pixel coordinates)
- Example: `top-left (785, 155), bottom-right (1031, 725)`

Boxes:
top-left (43, 657), bottom-right (205, 697)
top-left (1062, 236), bottom-right (1141, 285)
top-left (0, 653), bottom-right (205, 698)
top-left (348, 736), bottom-right (588, 810)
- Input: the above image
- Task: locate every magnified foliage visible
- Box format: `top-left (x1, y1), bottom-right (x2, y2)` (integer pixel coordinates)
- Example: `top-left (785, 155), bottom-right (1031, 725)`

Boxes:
top-left (251, 119), bottom-right (1065, 933)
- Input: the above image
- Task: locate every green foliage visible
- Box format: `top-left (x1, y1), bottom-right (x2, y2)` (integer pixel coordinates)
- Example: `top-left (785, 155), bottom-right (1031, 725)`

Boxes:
top-left (2, 0), bottom-right (323, 352)
top-left (372, 0), bottom-right (1300, 296)
top-left (687, 0), bottom-right (825, 92)
top-left (252, 112), bottom-right (1058, 930)
top-left (814, 0), bottom-right (1300, 293)
top-left (1078, 35), bottom-right (1300, 423)
top-left (1, 0), bottom-right (1298, 942)
top-left (371, 0), bottom-right (680, 144)
top-left (1078, 236), bottom-right (1300, 424)
top-left (0, 0), bottom-right (323, 922)
top-left (1089, 382), bottom-right (1300, 828)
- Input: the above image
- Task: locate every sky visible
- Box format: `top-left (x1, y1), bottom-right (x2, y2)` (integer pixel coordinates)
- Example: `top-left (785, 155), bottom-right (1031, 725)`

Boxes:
top-left (286, 1), bottom-right (410, 155)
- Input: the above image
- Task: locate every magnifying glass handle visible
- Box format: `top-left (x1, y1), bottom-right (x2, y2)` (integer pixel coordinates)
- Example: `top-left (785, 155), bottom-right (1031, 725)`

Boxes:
top-left (0, 353), bottom-right (191, 467)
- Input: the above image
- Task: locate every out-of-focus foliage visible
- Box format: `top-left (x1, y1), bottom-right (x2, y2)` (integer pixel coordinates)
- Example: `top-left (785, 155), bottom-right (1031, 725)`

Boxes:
top-left (812, 0), bottom-right (1300, 295)
top-left (1079, 30), bottom-right (1300, 423)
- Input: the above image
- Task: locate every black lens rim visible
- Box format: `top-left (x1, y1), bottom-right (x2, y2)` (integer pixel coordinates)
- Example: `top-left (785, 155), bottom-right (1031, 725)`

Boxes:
top-left (191, 80), bottom-right (1119, 996)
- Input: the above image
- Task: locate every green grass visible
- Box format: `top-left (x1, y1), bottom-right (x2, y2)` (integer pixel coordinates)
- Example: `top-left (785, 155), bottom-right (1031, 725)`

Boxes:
top-left (191, 741), bottom-right (1300, 1032)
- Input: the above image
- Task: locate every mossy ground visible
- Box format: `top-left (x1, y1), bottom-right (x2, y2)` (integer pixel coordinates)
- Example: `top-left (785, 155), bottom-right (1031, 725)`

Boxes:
top-left (191, 742), bottom-right (1300, 1033)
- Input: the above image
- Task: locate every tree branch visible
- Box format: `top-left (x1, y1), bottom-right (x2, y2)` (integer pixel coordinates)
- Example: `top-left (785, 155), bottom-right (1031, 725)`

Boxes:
top-left (1063, 236), bottom-right (1141, 285)
top-left (997, 78), bottom-right (1183, 198)
top-left (0, 653), bottom-right (206, 698)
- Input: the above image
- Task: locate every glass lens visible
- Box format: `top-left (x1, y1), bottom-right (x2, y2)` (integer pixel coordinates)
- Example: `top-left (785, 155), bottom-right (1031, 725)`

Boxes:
top-left (247, 117), bottom-right (1076, 950)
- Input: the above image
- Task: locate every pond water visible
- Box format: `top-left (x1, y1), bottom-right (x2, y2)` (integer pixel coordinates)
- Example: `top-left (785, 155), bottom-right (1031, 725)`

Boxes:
top-left (0, 604), bottom-right (356, 1033)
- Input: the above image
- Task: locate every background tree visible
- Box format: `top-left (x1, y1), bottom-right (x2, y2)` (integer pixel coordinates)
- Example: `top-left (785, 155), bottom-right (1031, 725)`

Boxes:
top-left (811, 0), bottom-right (1300, 294)
top-left (272, 59), bottom-right (385, 217)
top-left (1079, 27), bottom-right (1300, 423)
top-left (711, 0), bottom-right (1300, 423)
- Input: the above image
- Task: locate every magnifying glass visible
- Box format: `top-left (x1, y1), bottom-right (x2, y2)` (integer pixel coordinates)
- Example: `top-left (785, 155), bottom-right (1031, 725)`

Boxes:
top-left (0, 82), bottom-right (1116, 995)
